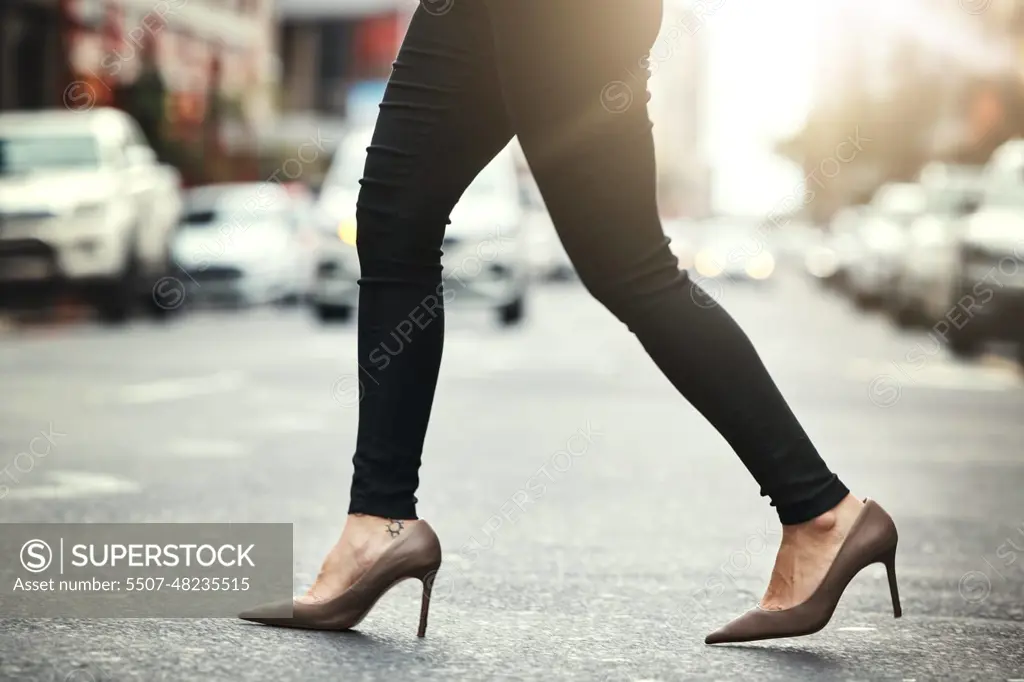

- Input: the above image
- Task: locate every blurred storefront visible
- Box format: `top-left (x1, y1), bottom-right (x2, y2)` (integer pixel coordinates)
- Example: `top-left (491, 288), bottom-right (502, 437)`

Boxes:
top-left (257, 0), bottom-right (406, 187)
top-left (55, 0), bottom-right (278, 184)
top-left (273, 2), bottom-right (403, 128)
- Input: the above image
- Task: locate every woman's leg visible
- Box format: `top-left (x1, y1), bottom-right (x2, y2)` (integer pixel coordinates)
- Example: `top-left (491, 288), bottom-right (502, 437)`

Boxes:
top-left (485, 0), bottom-right (860, 608)
top-left (306, 2), bottom-right (513, 601)
top-left (348, 3), bottom-right (513, 521)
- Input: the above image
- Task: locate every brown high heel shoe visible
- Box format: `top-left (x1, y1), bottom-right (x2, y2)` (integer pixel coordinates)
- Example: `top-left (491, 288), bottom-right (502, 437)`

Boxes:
top-left (239, 520), bottom-right (442, 637)
top-left (705, 499), bottom-right (901, 644)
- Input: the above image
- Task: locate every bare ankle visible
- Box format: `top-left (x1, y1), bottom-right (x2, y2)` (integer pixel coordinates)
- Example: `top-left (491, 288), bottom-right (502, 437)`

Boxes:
top-left (346, 514), bottom-right (417, 543)
top-left (784, 495), bottom-right (862, 539)
top-left (806, 509), bottom-right (839, 533)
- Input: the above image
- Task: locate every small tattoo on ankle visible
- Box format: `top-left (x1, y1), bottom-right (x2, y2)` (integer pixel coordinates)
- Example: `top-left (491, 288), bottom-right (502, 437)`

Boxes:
top-left (385, 519), bottom-right (404, 538)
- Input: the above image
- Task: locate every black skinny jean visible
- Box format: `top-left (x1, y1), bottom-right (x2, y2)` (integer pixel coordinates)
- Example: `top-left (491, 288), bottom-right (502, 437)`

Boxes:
top-left (349, 0), bottom-right (848, 525)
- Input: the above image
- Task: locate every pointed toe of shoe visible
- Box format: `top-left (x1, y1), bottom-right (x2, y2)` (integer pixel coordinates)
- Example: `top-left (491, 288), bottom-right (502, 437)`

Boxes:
top-left (703, 617), bottom-right (746, 645)
top-left (704, 606), bottom-right (831, 644)
top-left (703, 628), bottom-right (728, 645)
top-left (703, 631), bottom-right (720, 645)
top-left (238, 599), bottom-right (296, 625)
top-left (703, 609), bottom-right (775, 645)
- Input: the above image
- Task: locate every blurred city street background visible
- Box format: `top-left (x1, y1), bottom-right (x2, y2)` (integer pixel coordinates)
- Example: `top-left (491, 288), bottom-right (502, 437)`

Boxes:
top-left (3, 0), bottom-right (1024, 680)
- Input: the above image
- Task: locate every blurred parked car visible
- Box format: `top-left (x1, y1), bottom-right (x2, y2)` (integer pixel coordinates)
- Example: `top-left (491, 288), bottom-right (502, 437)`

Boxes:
top-left (0, 107), bottom-right (182, 322)
top-left (846, 182), bottom-right (927, 309)
top-left (309, 127), bottom-right (370, 323)
top-left (772, 219), bottom-right (818, 272)
top-left (280, 182), bottom-right (320, 302)
top-left (940, 140), bottom-right (1024, 360)
top-left (687, 216), bottom-right (777, 283)
top-left (313, 131), bottom-right (529, 326)
top-left (522, 173), bottom-right (574, 282)
top-left (172, 182), bottom-right (313, 307)
top-left (887, 163), bottom-right (985, 328)
top-left (444, 144), bottom-right (529, 325)
top-left (808, 206), bottom-right (866, 289)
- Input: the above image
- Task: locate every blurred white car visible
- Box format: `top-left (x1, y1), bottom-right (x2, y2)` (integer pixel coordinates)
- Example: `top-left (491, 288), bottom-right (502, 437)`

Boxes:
top-left (888, 163), bottom-right (985, 328)
top-left (308, 127), bottom-right (370, 323)
top-left (772, 219), bottom-right (818, 271)
top-left (846, 183), bottom-right (926, 309)
top-left (443, 145), bottom-right (529, 325)
top-left (940, 141), bottom-right (1024, 360)
top-left (808, 206), bottom-right (867, 289)
top-left (279, 182), bottom-right (320, 303)
top-left (172, 183), bottom-right (313, 307)
top-left (0, 107), bottom-right (182, 322)
top-left (312, 131), bottom-right (529, 326)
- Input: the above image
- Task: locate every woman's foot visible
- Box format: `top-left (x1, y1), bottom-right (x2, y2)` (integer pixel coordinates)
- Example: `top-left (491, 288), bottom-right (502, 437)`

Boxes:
top-left (297, 514), bottom-right (421, 605)
top-left (759, 494), bottom-right (865, 610)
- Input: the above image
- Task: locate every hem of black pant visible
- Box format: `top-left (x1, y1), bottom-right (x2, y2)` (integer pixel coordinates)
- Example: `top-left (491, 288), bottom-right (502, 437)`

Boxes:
top-left (348, 497), bottom-right (419, 521)
top-left (776, 476), bottom-right (850, 525)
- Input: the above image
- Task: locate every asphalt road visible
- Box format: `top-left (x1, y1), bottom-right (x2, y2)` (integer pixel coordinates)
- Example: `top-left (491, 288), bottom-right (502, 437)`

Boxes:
top-left (1, 272), bottom-right (1023, 681)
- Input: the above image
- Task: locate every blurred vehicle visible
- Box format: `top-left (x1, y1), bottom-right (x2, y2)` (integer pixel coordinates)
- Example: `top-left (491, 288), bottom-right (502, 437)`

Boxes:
top-left (0, 107), bottom-right (182, 322)
top-left (443, 144), bottom-right (529, 326)
top-left (772, 219), bottom-right (817, 272)
top-left (939, 140), bottom-right (1024, 360)
top-left (687, 216), bottom-right (777, 283)
top-left (808, 206), bottom-right (866, 289)
top-left (309, 127), bottom-right (370, 323)
top-left (281, 182), bottom-right (320, 303)
top-left (887, 163), bottom-right (985, 328)
top-left (846, 182), bottom-right (927, 309)
top-left (313, 131), bottom-right (529, 326)
top-left (172, 182), bottom-right (312, 307)
top-left (521, 173), bottom-right (574, 282)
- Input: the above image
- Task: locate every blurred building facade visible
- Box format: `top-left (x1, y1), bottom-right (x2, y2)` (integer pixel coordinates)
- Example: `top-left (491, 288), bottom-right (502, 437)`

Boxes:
top-left (63, 0), bottom-right (278, 126)
top-left (261, 0), bottom-right (406, 157)
top-left (276, 0), bottom-right (402, 117)
top-left (779, 0), bottom-right (1024, 223)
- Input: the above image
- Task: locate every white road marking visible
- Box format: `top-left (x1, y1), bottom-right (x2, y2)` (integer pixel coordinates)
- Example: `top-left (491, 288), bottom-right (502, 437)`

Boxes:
top-left (165, 439), bottom-right (248, 458)
top-left (837, 626), bottom-right (878, 632)
top-left (4, 471), bottom-right (141, 500)
top-left (101, 371), bottom-right (247, 405)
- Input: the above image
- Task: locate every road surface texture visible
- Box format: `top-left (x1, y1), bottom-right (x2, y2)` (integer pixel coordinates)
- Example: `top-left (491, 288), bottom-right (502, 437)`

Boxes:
top-left (1, 273), bottom-right (1023, 681)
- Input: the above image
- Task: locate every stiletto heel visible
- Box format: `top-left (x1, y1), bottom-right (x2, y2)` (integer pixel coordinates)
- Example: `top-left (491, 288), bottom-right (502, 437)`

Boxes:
top-left (417, 570), bottom-right (437, 637)
top-left (239, 521), bottom-right (443, 634)
top-left (705, 499), bottom-right (901, 644)
top-left (881, 546), bottom-right (902, 618)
